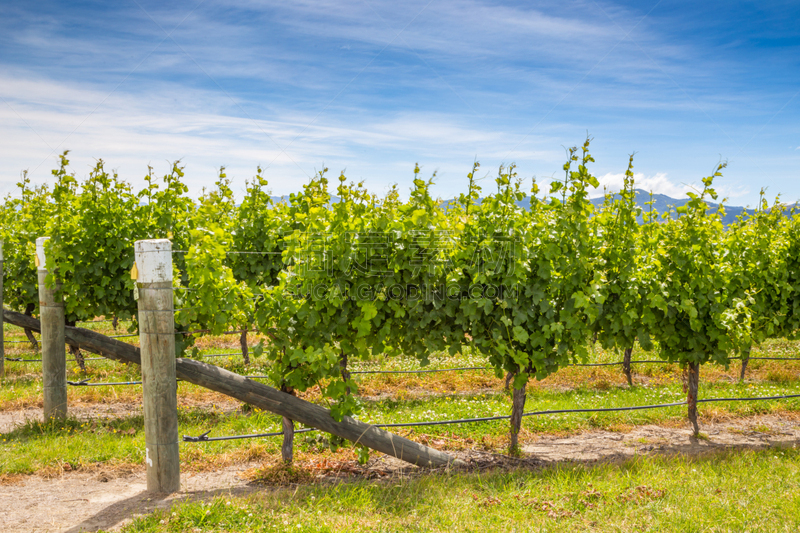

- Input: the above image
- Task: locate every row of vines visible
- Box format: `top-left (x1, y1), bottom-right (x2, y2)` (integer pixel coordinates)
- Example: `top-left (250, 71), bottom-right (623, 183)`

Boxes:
top-left (2, 139), bottom-right (799, 453)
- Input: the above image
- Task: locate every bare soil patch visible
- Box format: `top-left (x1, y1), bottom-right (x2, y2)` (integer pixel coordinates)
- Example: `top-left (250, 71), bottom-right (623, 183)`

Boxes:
top-left (0, 398), bottom-right (243, 434)
top-left (1, 413), bottom-right (798, 532)
top-left (521, 412), bottom-right (800, 463)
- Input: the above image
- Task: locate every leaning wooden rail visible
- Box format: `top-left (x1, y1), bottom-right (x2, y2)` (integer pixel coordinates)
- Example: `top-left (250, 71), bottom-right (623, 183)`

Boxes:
top-left (2, 307), bottom-right (462, 469)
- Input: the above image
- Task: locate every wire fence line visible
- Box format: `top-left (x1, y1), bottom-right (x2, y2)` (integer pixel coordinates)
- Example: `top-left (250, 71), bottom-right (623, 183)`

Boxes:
top-left (182, 392), bottom-right (800, 443)
top-left (66, 379), bottom-right (183, 387)
top-left (184, 427), bottom-right (316, 442)
top-left (5, 356), bottom-right (106, 363)
top-left (6, 345), bottom-right (800, 374)
top-left (168, 250), bottom-right (282, 256)
top-left (225, 251), bottom-right (283, 255)
top-left (68, 379), bottom-right (142, 387)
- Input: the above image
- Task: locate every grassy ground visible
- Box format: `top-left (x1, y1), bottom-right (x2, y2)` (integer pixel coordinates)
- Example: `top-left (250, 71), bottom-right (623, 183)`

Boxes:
top-left (2, 321), bottom-right (800, 476)
top-left (3, 376), bottom-right (800, 477)
top-left (4, 321), bottom-right (800, 530)
top-left (117, 447), bottom-right (800, 532)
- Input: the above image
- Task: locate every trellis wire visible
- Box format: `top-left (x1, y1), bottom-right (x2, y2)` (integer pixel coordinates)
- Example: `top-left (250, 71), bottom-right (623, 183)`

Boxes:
top-left (350, 366), bottom-right (488, 375)
top-left (175, 329), bottom-right (250, 336)
top-left (169, 250), bottom-right (282, 255)
top-left (5, 339), bottom-right (800, 372)
top-left (346, 356), bottom-right (800, 375)
top-left (226, 251), bottom-right (283, 255)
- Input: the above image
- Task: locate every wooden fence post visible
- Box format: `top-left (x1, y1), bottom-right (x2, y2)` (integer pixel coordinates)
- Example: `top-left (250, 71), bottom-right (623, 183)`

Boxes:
top-left (0, 239), bottom-right (4, 378)
top-left (37, 237), bottom-right (67, 420)
top-left (135, 239), bottom-right (180, 493)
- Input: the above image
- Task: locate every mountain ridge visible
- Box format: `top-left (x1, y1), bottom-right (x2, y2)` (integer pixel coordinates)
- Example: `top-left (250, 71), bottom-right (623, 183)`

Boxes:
top-left (270, 190), bottom-right (791, 226)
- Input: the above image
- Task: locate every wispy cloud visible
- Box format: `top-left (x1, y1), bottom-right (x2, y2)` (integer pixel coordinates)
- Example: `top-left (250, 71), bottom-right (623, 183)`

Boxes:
top-left (0, 71), bottom-right (562, 199)
top-left (593, 171), bottom-right (692, 199)
top-left (593, 171), bottom-right (750, 202)
top-left (1, 0), bottom-right (799, 204)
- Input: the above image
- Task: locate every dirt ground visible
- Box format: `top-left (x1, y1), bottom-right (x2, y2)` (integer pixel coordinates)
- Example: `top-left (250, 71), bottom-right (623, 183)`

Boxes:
top-left (0, 399), bottom-right (242, 435)
top-left (1, 413), bottom-right (798, 532)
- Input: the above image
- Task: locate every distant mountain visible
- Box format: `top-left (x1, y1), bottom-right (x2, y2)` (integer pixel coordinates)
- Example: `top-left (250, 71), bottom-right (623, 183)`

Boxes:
top-left (270, 195), bottom-right (341, 204)
top-left (274, 190), bottom-right (790, 226)
top-left (588, 190), bottom-right (757, 226)
top-left (444, 190), bottom-right (769, 226)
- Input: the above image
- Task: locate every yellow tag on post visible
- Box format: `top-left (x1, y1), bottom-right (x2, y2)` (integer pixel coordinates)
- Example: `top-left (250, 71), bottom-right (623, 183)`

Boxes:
top-left (34, 254), bottom-right (40, 267)
top-left (131, 262), bottom-right (138, 280)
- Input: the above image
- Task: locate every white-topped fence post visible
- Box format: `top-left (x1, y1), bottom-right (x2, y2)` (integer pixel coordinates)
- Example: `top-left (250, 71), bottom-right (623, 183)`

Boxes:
top-left (134, 239), bottom-right (180, 493)
top-left (37, 237), bottom-right (67, 420)
top-left (0, 239), bottom-right (4, 377)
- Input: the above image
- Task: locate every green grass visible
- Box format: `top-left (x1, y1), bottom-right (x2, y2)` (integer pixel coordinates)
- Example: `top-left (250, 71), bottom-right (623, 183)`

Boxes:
top-left (0, 404), bottom-right (284, 475)
top-left (3, 323), bottom-right (800, 475)
top-left (3, 378), bottom-right (800, 476)
top-left (117, 447), bottom-right (800, 532)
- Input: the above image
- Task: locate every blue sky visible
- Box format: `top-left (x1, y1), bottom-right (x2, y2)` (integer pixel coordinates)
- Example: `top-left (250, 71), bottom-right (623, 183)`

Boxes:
top-left (1, 0), bottom-right (798, 205)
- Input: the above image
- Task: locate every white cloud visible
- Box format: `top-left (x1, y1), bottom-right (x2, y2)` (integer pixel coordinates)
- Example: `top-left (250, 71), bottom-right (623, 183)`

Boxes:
top-left (592, 171), bottom-right (694, 199)
top-left (0, 72), bottom-right (564, 200)
top-left (591, 171), bottom-right (750, 202)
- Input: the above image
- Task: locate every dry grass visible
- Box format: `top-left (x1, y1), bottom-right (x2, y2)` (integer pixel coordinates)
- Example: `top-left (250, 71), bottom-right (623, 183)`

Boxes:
top-left (36, 458), bottom-right (141, 480)
top-left (245, 461), bottom-right (315, 485)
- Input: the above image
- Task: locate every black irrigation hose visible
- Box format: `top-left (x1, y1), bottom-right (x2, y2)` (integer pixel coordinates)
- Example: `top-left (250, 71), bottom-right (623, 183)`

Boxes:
top-left (5, 357), bottom-right (112, 363)
top-left (67, 379), bottom-right (143, 387)
top-left (67, 379), bottom-right (183, 387)
top-left (184, 428), bottom-right (316, 442)
top-left (697, 393), bottom-right (800, 403)
top-left (182, 393), bottom-right (800, 443)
